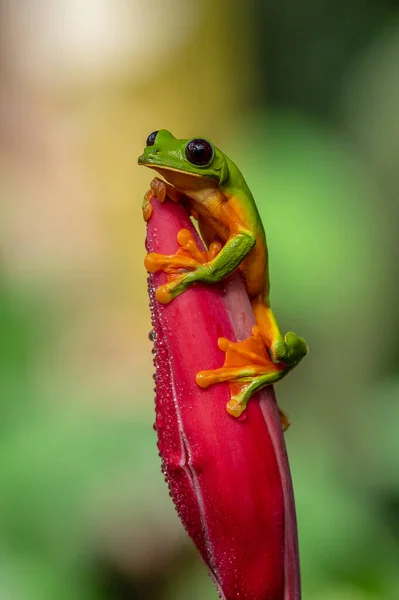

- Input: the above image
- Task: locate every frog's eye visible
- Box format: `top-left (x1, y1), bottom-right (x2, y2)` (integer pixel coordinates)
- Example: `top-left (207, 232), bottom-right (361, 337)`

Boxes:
top-left (185, 139), bottom-right (214, 166)
top-left (146, 131), bottom-right (159, 146)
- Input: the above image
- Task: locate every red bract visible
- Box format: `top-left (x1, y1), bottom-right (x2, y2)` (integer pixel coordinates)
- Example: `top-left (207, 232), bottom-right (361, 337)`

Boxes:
top-left (146, 197), bottom-right (300, 600)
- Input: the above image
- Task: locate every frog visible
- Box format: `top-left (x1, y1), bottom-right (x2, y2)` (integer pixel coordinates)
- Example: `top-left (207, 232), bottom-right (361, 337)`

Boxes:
top-left (138, 130), bottom-right (308, 420)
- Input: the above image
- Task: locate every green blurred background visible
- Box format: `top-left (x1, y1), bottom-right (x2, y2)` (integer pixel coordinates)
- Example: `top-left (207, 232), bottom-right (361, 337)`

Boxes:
top-left (0, 1), bottom-right (398, 598)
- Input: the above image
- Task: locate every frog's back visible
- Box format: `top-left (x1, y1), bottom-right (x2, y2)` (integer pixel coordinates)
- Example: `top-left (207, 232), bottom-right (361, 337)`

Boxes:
top-left (220, 155), bottom-right (269, 299)
top-left (220, 153), bottom-right (265, 238)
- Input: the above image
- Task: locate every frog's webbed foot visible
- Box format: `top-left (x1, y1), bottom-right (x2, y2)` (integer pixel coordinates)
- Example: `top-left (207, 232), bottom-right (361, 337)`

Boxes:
top-left (199, 302), bottom-right (308, 421)
top-left (145, 228), bottom-right (222, 304)
top-left (196, 326), bottom-right (290, 427)
top-left (142, 178), bottom-right (185, 221)
top-left (142, 178), bottom-right (166, 222)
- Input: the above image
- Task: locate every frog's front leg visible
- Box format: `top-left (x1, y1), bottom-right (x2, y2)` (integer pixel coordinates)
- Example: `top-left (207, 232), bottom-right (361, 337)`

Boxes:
top-left (145, 228), bottom-right (255, 304)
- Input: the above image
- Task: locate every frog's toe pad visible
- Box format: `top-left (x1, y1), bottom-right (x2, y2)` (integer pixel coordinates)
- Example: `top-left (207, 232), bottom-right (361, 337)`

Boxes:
top-left (226, 398), bottom-right (246, 418)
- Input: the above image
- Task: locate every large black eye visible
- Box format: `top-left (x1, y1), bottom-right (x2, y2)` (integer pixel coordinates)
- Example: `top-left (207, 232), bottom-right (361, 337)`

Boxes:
top-left (146, 131), bottom-right (159, 146)
top-left (185, 138), bottom-right (214, 166)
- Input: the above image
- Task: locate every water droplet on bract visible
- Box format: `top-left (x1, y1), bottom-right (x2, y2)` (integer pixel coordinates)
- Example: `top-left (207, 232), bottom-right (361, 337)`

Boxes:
top-left (148, 329), bottom-right (155, 341)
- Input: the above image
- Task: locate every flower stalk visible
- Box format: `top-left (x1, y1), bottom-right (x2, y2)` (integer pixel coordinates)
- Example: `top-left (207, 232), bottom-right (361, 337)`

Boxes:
top-left (146, 195), bottom-right (300, 600)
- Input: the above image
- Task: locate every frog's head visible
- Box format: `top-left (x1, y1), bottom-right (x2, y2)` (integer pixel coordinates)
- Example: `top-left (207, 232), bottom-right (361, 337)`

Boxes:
top-left (138, 129), bottom-right (229, 191)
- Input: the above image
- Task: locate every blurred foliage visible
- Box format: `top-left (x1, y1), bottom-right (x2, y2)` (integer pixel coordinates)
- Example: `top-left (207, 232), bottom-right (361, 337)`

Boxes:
top-left (0, 289), bottom-right (184, 599)
top-left (0, 0), bottom-right (398, 598)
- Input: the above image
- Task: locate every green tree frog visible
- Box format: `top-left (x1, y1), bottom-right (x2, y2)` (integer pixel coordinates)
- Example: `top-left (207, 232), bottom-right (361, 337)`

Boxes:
top-left (138, 130), bottom-right (308, 420)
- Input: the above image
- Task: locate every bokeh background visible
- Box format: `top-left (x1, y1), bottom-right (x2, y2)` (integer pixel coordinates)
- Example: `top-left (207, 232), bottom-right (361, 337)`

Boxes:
top-left (0, 0), bottom-right (398, 598)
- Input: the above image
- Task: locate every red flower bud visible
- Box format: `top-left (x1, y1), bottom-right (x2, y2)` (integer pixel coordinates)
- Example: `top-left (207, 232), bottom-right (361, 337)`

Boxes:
top-left (146, 197), bottom-right (300, 600)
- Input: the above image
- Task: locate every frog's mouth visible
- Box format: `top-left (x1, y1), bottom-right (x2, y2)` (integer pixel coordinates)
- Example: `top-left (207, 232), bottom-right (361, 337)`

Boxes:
top-left (138, 162), bottom-right (218, 192)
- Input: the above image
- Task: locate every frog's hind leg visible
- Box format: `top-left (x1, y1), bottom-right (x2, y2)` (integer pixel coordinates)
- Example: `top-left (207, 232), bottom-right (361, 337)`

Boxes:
top-left (196, 326), bottom-right (290, 424)
top-left (196, 297), bottom-right (307, 422)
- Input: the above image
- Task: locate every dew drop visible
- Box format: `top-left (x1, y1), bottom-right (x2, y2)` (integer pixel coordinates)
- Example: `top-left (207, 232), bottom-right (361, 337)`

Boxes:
top-left (156, 415), bottom-right (164, 429)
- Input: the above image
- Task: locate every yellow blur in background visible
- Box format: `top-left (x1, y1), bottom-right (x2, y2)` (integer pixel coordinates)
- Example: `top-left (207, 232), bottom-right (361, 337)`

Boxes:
top-left (0, 1), bottom-right (398, 599)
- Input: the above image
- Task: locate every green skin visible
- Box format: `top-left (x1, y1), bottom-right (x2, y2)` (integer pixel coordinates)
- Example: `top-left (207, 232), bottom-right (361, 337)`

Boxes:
top-left (138, 130), bottom-right (307, 413)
